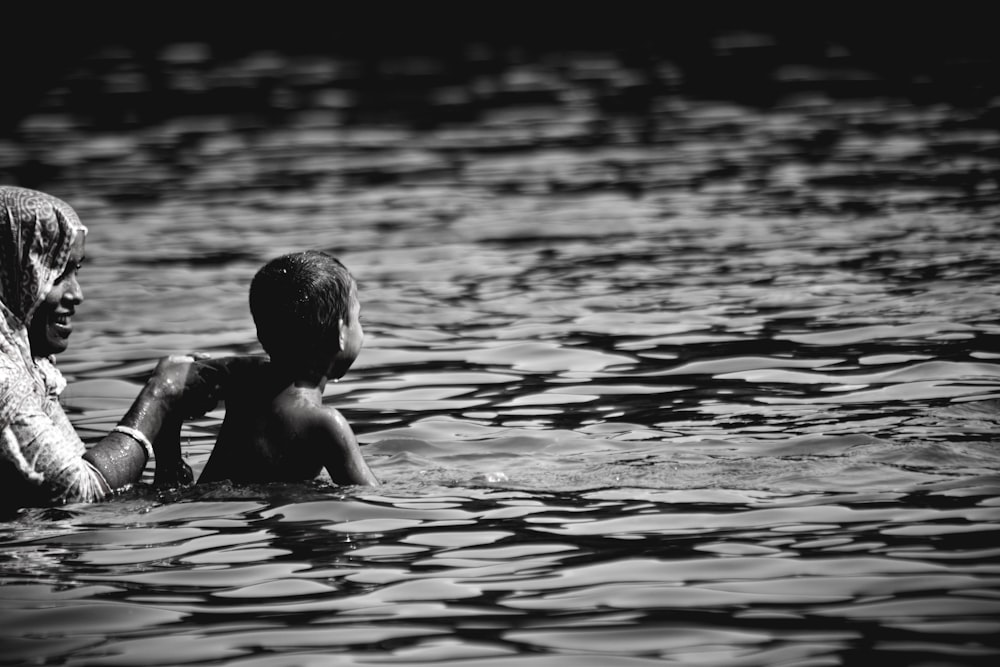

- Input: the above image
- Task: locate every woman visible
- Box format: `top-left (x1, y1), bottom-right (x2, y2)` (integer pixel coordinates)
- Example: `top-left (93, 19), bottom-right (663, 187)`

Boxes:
top-left (1, 185), bottom-right (206, 510)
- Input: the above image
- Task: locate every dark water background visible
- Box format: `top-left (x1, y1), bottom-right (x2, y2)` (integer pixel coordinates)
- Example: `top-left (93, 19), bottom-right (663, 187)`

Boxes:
top-left (1, 6), bottom-right (999, 665)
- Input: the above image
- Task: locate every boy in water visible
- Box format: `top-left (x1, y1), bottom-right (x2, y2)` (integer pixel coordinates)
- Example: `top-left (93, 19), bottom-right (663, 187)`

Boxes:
top-left (195, 250), bottom-right (378, 486)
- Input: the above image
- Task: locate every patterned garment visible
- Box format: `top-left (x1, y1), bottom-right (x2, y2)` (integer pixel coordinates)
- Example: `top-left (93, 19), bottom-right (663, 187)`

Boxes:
top-left (0, 185), bottom-right (106, 504)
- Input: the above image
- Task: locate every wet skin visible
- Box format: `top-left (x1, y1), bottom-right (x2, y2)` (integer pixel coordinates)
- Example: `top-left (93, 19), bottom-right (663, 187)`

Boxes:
top-left (198, 295), bottom-right (377, 487)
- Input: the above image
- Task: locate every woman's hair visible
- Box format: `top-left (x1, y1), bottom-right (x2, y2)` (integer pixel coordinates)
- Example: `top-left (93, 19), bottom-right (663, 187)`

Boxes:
top-left (249, 250), bottom-right (356, 373)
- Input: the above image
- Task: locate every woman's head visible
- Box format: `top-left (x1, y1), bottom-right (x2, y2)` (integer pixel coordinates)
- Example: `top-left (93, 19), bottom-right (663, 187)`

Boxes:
top-left (250, 250), bottom-right (363, 379)
top-left (0, 186), bottom-right (87, 356)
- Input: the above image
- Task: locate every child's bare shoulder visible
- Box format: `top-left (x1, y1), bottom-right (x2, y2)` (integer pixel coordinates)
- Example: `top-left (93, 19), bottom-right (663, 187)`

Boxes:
top-left (277, 402), bottom-right (354, 450)
top-left (267, 392), bottom-right (345, 432)
top-left (304, 404), bottom-right (353, 438)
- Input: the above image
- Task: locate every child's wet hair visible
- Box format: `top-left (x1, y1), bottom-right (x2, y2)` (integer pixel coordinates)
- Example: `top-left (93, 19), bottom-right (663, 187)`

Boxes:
top-left (250, 250), bottom-right (356, 370)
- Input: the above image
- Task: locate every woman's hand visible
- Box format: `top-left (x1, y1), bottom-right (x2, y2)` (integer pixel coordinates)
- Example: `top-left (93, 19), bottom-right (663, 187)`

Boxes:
top-left (149, 354), bottom-right (223, 418)
top-left (153, 456), bottom-right (194, 487)
top-left (148, 355), bottom-right (200, 402)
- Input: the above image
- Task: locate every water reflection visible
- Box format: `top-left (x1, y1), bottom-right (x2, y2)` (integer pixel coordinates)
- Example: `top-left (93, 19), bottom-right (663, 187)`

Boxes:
top-left (3, 484), bottom-right (998, 664)
top-left (1, 16), bottom-right (999, 667)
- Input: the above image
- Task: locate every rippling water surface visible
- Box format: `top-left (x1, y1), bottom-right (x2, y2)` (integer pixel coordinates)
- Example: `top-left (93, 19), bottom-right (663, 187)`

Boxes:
top-left (1, 17), bottom-right (999, 665)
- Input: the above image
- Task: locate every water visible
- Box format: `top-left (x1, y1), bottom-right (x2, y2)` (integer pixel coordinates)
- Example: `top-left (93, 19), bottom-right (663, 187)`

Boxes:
top-left (2, 17), bottom-right (1000, 665)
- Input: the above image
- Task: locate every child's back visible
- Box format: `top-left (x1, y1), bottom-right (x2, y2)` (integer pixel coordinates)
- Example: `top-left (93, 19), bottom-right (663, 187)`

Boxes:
top-left (197, 250), bottom-right (378, 487)
top-left (198, 359), bottom-right (377, 485)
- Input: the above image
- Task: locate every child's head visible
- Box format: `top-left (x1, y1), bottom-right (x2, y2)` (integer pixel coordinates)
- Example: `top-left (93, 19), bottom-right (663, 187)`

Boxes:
top-left (250, 250), bottom-right (363, 379)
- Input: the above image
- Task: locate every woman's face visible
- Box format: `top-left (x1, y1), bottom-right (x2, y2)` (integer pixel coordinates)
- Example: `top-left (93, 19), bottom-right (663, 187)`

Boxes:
top-left (29, 234), bottom-right (85, 357)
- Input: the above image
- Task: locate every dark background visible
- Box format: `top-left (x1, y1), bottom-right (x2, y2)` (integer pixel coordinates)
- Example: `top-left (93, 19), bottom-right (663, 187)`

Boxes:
top-left (2, 2), bottom-right (997, 135)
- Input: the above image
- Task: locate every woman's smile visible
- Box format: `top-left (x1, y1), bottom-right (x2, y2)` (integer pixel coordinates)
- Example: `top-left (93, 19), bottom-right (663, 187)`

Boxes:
top-left (51, 310), bottom-right (74, 335)
top-left (30, 302), bottom-right (78, 356)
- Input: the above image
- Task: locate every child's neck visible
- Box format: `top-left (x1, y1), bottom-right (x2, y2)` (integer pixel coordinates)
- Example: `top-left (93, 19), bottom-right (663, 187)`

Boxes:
top-left (293, 372), bottom-right (332, 392)
top-left (276, 365), bottom-right (331, 394)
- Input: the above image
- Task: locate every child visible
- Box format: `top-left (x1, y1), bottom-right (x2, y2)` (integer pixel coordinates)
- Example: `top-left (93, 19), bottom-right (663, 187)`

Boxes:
top-left (195, 250), bottom-right (378, 487)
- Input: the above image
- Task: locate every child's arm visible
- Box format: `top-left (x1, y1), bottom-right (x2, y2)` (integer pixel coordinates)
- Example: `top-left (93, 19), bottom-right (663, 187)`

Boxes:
top-left (316, 408), bottom-right (379, 486)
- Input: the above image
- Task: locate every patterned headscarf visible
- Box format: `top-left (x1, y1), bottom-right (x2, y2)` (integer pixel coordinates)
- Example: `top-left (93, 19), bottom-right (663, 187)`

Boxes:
top-left (0, 186), bottom-right (87, 478)
top-left (0, 186), bottom-right (86, 322)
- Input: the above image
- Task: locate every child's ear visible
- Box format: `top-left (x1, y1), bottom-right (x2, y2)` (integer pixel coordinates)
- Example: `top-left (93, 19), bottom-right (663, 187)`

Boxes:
top-left (336, 319), bottom-right (346, 351)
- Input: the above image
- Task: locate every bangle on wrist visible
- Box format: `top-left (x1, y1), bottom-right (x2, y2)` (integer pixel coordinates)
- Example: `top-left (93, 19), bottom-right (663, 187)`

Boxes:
top-left (112, 425), bottom-right (154, 459)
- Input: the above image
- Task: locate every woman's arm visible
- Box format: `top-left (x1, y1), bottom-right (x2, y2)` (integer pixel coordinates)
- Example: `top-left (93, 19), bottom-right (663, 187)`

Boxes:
top-left (83, 354), bottom-right (269, 493)
top-left (2, 355), bottom-right (207, 505)
top-left (87, 355), bottom-right (269, 491)
top-left (81, 356), bottom-right (195, 492)
top-left (150, 411), bottom-right (191, 487)
top-left (82, 354), bottom-right (238, 493)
